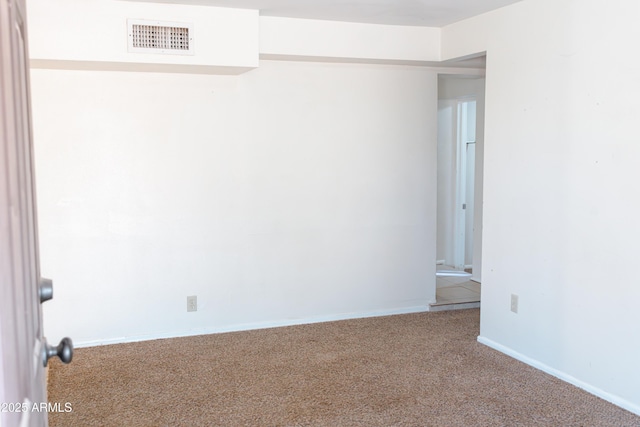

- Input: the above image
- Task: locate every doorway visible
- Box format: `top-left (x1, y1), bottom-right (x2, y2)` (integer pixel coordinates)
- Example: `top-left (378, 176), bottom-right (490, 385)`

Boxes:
top-left (433, 74), bottom-right (485, 308)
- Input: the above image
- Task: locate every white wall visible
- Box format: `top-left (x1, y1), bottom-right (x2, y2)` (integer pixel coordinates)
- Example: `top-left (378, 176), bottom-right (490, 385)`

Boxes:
top-left (28, 0), bottom-right (259, 73)
top-left (442, 0), bottom-right (640, 414)
top-left (28, 0), bottom-right (442, 72)
top-left (31, 60), bottom-right (438, 346)
top-left (259, 16), bottom-right (441, 64)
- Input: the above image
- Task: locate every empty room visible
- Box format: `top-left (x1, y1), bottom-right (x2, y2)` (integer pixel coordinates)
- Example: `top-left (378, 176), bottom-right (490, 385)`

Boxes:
top-left (1, 0), bottom-right (639, 425)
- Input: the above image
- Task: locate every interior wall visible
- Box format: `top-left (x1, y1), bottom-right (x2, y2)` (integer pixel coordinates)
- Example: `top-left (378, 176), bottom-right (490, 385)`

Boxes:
top-left (259, 16), bottom-right (441, 62)
top-left (27, 0), bottom-right (259, 71)
top-left (442, 0), bottom-right (640, 413)
top-left (30, 60), bottom-right (438, 346)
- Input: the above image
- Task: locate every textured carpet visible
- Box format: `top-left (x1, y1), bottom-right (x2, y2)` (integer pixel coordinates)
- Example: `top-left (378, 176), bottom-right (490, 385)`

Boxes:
top-left (48, 309), bottom-right (640, 426)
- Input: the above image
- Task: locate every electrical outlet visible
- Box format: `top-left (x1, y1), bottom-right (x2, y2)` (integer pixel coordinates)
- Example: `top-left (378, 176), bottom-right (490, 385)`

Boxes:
top-left (510, 294), bottom-right (518, 313)
top-left (187, 295), bottom-right (197, 312)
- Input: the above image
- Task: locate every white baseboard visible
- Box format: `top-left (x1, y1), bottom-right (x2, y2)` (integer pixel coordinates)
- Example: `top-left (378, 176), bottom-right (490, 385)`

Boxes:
top-left (436, 270), bottom-right (471, 277)
top-left (76, 305), bottom-right (431, 348)
top-left (429, 301), bottom-right (480, 312)
top-left (436, 260), bottom-right (445, 265)
top-left (477, 336), bottom-right (640, 416)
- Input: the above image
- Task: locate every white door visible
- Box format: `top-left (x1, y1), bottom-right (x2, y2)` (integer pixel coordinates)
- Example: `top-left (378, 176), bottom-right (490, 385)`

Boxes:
top-left (456, 100), bottom-right (476, 271)
top-left (447, 99), bottom-right (476, 271)
top-left (1, 1), bottom-right (72, 426)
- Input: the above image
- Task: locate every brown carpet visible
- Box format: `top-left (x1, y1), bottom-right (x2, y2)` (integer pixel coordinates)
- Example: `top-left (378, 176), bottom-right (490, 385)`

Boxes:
top-left (48, 309), bottom-right (640, 426)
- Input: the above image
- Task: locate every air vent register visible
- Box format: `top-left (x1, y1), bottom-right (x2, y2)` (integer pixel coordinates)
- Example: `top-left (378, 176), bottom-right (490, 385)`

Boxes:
top-left (127, 19), bottom-right (194, 55)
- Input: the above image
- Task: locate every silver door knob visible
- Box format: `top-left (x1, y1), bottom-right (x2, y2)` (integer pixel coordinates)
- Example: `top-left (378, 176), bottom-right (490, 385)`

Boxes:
top-left (39, 278), bottom-right (53, 303)
top-left (42, 337), bottom-right (73, 367)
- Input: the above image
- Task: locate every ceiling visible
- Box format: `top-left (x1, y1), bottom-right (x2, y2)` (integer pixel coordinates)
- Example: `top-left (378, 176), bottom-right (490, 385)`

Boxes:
top-left (129, 0), bottom-right (524, 27)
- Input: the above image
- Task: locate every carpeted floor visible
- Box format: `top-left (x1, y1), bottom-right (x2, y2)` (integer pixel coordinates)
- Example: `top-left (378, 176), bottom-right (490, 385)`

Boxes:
top-left (48, 309), bottom-right (640, 426)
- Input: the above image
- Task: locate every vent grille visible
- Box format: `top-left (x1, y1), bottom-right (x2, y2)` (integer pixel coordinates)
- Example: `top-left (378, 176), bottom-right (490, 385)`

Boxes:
top-left (127, 19), bottom-right (194, 55)
top-left (131, 24), bottom-right (189, 50)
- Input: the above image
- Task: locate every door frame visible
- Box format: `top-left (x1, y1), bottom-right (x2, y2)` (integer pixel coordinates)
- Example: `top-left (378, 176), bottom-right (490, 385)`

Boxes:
top-left (436, 70), bottom-right (486, 283)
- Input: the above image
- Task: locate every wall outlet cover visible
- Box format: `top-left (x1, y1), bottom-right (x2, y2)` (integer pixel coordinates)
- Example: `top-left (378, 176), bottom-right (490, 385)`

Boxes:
top-left (510, 294), bottom-right (518, 314)
top-left (187, 295), bottom-right (197, 312)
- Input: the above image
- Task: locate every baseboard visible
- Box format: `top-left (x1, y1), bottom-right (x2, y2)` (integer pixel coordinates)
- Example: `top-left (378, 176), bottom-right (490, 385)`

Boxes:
top-left (436, 260), bottom-right (445, 265)
top-left (436, 270), bottom-right (471, 277)
top-left (429, 301), bottom-right (480, 312)
top-left (470, 277), bottom-right (481, 283)
top-left (477, 336), bottom-right (640, 416)
top-left (75, 305), bottom-right (431, 348)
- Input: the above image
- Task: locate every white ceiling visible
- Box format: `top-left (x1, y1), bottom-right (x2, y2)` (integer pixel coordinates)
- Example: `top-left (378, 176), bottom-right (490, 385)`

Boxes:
top-left (129, 0), bottom-right (524, 27)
